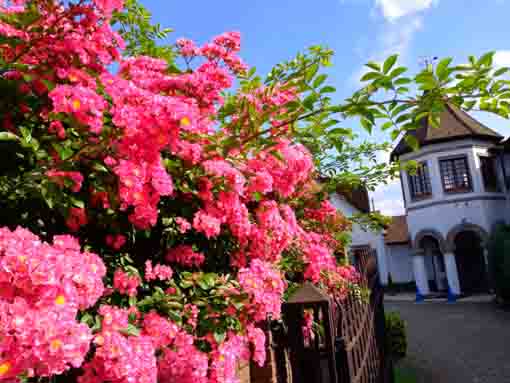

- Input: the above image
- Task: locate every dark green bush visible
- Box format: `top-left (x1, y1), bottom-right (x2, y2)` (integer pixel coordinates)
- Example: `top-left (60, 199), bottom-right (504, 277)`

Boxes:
top-left (489, 225), bottom-right (510, 304)
top-left (385, 311), bottom-right (407, 361)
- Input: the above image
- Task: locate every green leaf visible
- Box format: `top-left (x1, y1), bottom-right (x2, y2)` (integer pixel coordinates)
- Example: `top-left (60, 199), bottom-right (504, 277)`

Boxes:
top-left (360, 71), bottom-right (381, 82)
top-left (80, 313), bottom-right (94, 326)
top-left (320, 85), bottom-right (336, 94)
top-left (414, 112), bottom-right (429, 122)
top-left (167, 310), bottom-right (182, 324)
top-left (383, 54), bottom-right (399, 74)
top-left (51, 143), bottom-right (74, 161)
top-left (197, 273), bottom-right (216, 290)
top-left (477, 51), bottom-right (495, 68)
top-left (394, 77), bottom-right (412, 85)
top-left (119, 324), bottom-right (140, 337)
top-left (303, 93), bottom-right (318, 110)
top-left (395, 113), bottom-right (411, 124)
top-left (41, 79), bottom-right (55, 91)
top-left (0, 132), bottom-right (19, 141)
top-left (70, 197), bottom-right (85, 208)
top-left (360, 118), bottom-right (373, 134)
top-left (305, 63), bottom-right (319, 82)
top-left (381, 121), bottom-right (393, 131)
top-left (428, 114), bottom-right (440, 129)
top-left (405, 135), bottom-right (419, 151)
top-left (415, 71), bottom-right (435, 84)
top-left (214, 331), bottom-right (226, 344)
top-left (389, 67), bottom-right (407, 78)
top-left (179, 279), bottom-right (194, 289)
top-left (19, 126), bottom-right (31, 142)
top-left (313, 74), bottom-right (327, 88)
top-left (436, 57), bottom-right (453, 80)
top-left (328, 127), bottom-right (352, 136)
top-left (391, 103), bottom-right (413, 118)
top-left (93, 162), bottom-right (109, 172)
top-left (365, 61), bottom-right (381, 72)
top-left (494, 67), bottom-right (509, 77)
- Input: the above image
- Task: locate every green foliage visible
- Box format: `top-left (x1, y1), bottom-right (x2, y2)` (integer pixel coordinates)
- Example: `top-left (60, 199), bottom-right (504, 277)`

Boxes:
top-left (394, 365), bottom-right (418, 383)
top-left (489, 225), bottom-right (510, 304)
top-left (385, 311), bottom-right (407, 361)
top-left (111, 0), bottom-right (176, 67)
top-left (345, 52), bottom-right (510, 148)
top-left (350, 211), bottom-right (391, 232)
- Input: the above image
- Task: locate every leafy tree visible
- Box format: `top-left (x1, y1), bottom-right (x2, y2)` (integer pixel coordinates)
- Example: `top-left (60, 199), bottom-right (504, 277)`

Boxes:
top-left (112, 0), bottom-right (176, 66)
top-left (0, 1), bottom-right (509, 381)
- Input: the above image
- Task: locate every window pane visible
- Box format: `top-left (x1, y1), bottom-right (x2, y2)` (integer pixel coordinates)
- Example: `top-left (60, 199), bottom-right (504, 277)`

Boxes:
top-left (440, 157), bottom-right (472, 192)
top-left (409, 162), bottom-right (432, 199)
top-left (481, 156), bottom-right (499, 192)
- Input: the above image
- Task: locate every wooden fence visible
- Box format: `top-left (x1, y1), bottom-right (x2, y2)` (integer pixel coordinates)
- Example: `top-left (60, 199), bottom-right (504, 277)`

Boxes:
top-left (334, 246), bottom-right (393, 383)
top-left (252, 246), bottom-right (393, 383)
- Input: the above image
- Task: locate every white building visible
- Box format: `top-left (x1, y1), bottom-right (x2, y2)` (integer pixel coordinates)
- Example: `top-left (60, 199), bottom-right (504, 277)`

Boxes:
top-left (383, 216), bottom-right (414, 285)
top-left (330, 187), bottom-right (389, 285)
top-left (335, 104), bottom-right (510, 300)
top-left (389, 104), bottom-right (510, 299)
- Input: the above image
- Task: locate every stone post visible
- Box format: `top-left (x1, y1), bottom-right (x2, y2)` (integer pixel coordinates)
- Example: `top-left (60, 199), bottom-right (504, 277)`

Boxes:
top-left (444, 252), bottom-right (461, 298)
top-left (483, 248), bottom-right (495, 293)
top-left (413, 254), bottom-right (430, 300)
top-left (250, 325), bottom-right (278, 383)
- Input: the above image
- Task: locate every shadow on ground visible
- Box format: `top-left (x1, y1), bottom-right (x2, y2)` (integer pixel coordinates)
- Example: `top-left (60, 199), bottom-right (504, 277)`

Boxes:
top-left (386, 301), bottom-right (510, 383)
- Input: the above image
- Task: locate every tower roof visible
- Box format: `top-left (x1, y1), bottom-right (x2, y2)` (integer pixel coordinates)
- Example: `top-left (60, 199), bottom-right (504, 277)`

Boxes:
top-left (390, 104), bottom-right (503, 161)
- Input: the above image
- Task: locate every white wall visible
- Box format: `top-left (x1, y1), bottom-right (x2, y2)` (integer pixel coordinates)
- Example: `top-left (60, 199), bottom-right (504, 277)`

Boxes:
top-left (385, 244), bottom-right (414, 283)
top-left (400, 139), bottom-right (510, 244)
top-left (330, 193), bottom-right (389, 284)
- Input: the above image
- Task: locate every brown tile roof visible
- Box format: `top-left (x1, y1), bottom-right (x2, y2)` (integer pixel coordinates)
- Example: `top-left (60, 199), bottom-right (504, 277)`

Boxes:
top-left (384, 215), bottom-right (410, 245)
top-left (391, 104), bottom-right (503, 160)
top-left (335, 185), bottom-right (370, 213)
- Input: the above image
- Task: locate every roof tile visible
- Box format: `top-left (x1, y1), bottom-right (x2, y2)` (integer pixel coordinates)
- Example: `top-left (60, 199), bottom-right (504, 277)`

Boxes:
top-left (391, 104), bottom-right (502, 160)
top-left (384, 215), bottom-right (409, 245)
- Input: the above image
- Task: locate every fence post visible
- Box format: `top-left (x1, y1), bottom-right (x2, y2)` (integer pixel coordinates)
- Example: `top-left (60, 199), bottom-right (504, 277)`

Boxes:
top-left (250, 321), bottom-right (278, 383)
top-left (284, 283), bottom-right (338, 383)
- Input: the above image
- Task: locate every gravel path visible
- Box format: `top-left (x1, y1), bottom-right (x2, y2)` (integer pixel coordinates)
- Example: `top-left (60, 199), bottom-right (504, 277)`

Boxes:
top-left (385, 301), bottom-right (510, 383)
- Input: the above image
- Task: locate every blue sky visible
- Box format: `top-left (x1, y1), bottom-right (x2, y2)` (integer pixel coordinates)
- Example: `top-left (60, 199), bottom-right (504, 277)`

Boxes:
top-left (141, 0), bottom-right (510, 215)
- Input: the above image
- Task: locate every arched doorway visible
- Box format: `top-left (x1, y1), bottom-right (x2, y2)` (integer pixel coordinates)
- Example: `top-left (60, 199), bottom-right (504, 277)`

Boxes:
top-left (419, 236), bottom-right (448, 292)
top-left (453, 231), bottom-right (488, 293)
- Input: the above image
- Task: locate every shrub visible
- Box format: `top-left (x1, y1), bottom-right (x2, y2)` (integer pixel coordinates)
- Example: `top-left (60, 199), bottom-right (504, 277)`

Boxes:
top-left (0, 1), bottom-right (360, 381)
top-left (385, 311), bottom-right (407, 361)
top-left (489, 225), bottom-right (510, 304)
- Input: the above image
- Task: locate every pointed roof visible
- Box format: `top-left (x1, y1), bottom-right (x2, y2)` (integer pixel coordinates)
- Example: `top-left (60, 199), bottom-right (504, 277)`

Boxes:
top-left (287, 282), bottom-right (330, 304)
top-left (384, 215), bottom-right (409, 245)
top-left (390, 104), bottom-right (503, 161)
top-left (335, 185), bottom-right (370, 213)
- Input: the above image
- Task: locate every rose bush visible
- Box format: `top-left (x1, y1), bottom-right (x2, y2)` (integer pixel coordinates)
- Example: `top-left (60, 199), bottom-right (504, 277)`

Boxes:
top-left (0, 1), bottom-right (360, 381)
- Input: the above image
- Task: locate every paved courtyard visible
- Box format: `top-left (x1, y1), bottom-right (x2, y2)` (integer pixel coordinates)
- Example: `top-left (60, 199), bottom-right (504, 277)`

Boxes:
top-left (385, 300), bottom-right (510, 383)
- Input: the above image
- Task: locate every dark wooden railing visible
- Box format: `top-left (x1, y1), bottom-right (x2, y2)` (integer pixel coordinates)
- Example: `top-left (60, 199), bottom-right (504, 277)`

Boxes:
top-left (334, 246), bottom-right (393, 383)
top-left (258, 246), bottom-right (393, 383)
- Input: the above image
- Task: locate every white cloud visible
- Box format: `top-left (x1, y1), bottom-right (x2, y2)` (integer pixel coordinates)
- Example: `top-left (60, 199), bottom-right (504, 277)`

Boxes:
top-left (370, 179), bottom-right (405, 216)
top-left (350, 0), bottom-right (436, 87)
top-left (494, 50), bottom-right (510, 67)
top-left (379, 16), bottom-right (423, 57)
top-left (375, 0), bottom-right (437, 22)
top-left (350, 16), bottom-right (423, 87)
top-left (374, 198), bottom-right (405, 216)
